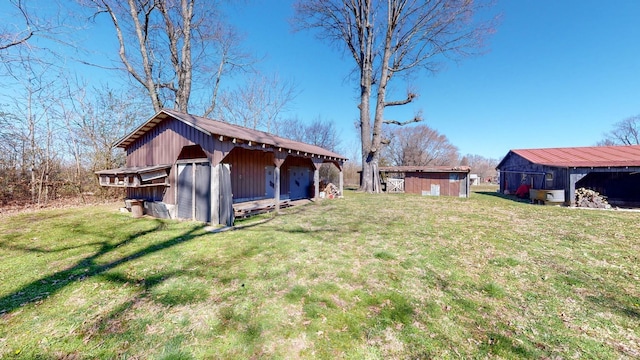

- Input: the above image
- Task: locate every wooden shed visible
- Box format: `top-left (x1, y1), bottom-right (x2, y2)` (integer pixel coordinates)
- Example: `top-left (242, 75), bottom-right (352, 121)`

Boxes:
top-left (496, 145), bottom-right (640, 206)
top-left (96, 109), bottom-right (347, 225)
top-left (378, 166), bottom-right (471, 198)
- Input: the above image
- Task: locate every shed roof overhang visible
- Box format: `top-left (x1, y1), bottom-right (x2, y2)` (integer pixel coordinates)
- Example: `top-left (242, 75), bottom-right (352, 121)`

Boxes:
top-left (95, 164), bottom-right (172, 176)
top-left (95, 164), bottom-right (172, 188)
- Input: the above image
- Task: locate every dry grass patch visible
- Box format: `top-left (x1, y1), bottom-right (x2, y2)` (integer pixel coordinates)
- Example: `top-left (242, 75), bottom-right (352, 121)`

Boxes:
top-left (1, 192), bottom-right (639, 358)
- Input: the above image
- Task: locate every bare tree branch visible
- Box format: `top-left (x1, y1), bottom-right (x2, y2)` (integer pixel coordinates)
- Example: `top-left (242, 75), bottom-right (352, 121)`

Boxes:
top-left (81, 0), bottom-right (249, 115)
top-left (295, 0), bottom-right (496, 192)
top-left (383, 115), bottom-right (422, 126)
top-left (600, 115), bottom-right (640, 146)
top-left (218, 72), bottom-right (299, 132)
top-left (384, 92), bottom-right (417, 107)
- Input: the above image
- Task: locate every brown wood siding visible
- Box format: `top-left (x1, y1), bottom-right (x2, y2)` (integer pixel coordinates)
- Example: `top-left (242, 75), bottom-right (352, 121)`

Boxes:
top-left (125, 118), bottom-right (216, 204)
top-left (405, 172), bottom-right (464, 196)
top-left (223, 147), bottom-right (274, 200)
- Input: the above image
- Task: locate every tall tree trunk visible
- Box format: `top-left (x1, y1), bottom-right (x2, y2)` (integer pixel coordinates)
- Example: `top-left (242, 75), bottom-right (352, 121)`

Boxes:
top-left (356, 0), bottom-right (377, 193)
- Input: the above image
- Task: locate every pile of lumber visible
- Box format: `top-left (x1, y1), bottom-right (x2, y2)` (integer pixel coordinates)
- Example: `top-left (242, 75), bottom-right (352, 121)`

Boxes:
top-left (575, 187), bottom-right (611, 209)
top-left (324, 183), bottom-right (340, 198)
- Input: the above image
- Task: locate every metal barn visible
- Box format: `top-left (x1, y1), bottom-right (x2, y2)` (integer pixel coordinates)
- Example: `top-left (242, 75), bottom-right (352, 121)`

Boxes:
top-left (496, 145), bottom-right (640, 206)
top-left (96, 109), bottom-right (347, 225)
top-left (378, 166), bottom-right (471, 198)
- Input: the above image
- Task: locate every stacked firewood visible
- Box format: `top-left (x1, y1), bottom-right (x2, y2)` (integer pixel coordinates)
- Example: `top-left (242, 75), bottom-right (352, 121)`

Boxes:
top-left (575, 188), bottom-right (611, 209)
top-left (324, 183), bottom-right (340, 198)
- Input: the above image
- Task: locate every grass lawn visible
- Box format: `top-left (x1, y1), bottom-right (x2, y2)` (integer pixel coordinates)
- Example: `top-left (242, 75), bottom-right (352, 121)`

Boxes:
top-left (1, 190), bottom-right (639, 359)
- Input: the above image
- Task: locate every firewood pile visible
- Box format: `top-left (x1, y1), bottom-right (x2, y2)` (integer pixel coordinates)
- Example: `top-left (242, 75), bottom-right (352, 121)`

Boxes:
top-left (324, 183), bottom-right (340, 198)
top-left (575, 187), bottom-right (611, 209)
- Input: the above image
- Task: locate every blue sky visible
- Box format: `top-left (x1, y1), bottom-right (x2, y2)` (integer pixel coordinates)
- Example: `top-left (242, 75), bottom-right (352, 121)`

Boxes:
top-left (3, 0), bottom-right (639, 161)
top-left (220, 0), bottom-right (640, 160)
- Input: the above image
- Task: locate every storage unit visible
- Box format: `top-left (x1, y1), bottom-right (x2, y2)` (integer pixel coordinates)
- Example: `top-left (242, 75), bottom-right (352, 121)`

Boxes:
top-left (496, 145), bottom-right (640, 206)
top-left (97, 109), bottom-right (347, 224)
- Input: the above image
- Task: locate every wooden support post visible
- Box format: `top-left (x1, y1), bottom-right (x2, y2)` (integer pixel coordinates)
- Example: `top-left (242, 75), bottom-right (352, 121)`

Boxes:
top-left (273, 151), bottom-right (287, 213)
top-left (211, 163), bottom-right (220, 225)
top-left (314, 167), bottom-right (320, 199)
top-left (274, 167), bottom-right (281, 212)
top-left (339, 169), bottom-right (344, 197)
top-left (311, 158), bottom-right (324, 200)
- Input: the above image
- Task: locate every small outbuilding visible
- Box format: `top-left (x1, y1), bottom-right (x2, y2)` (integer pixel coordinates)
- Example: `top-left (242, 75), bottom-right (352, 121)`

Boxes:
top-left (378, 166), bottom-right (471, 198)
top-left (96, 109), bottom-right (347, 225)
top-left (496, 145), bottom-right (640, 206)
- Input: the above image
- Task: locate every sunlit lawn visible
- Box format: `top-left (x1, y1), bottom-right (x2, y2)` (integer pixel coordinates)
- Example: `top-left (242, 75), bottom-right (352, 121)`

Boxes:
top-left (1, 190), bottom-right (639, 359)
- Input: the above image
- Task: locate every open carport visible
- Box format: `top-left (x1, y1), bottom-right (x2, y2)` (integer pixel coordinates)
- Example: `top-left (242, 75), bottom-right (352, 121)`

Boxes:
top-left (496, 145), bottom-right (640, 206)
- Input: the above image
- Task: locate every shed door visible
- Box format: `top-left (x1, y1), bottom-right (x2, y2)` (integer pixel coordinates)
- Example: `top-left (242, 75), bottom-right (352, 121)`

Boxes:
top-left (177, 164), bottom-right (193, 219)
top-left (265, 166), bottom-right (275, 198)
top-left (290, 167), bottom-right (310, 200)
top-left (431, 184), bottom-right (440, 196)
top-left (194, 162), bottom-right (211, 223)
top-left (177, 161), bottom-right (211, 222)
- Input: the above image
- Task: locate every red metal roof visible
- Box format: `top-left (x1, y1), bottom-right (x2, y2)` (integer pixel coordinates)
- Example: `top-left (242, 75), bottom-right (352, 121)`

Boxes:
top-left (509, 145), bottom-right (640, 167)
top-left (115, 109), bottom-right (347, 161)
top-left (379, 166), bottom-right (471, 173)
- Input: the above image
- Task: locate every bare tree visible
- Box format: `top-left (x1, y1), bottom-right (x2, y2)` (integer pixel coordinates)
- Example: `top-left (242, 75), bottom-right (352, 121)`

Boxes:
top-left (65, 83), bottom-right (145, 172)
top-left (383, 124), bottom-right (459, 167)
top-left (295, 0), bottom-right (495, 192)
top-left (462, 154), bottom-right (497, 181)
top-left (277, 116), bottom-right (341, 153)
top-left (218, 72), bottom-right (298, 132)
top-left (82, 0), bottom-right (249, 114)
top-left (278, 116), bottom-right (343, 184)
top-left (599, 115), bottom-right (640, 146)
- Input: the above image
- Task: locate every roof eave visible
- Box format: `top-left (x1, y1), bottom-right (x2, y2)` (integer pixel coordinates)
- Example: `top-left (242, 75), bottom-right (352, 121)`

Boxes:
top-left (114, 109), bottom-right (213, 149)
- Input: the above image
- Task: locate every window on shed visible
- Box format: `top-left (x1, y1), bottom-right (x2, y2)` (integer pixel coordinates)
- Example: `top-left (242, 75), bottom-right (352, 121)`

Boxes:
top-left (545, 172), bottom-right (554, 187)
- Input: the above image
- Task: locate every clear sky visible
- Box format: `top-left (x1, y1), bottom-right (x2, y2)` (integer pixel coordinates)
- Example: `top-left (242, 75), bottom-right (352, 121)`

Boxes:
top-left (220, 0), bottom-right (640, 160)
top-left (3, 0), bottom-right (640, 161)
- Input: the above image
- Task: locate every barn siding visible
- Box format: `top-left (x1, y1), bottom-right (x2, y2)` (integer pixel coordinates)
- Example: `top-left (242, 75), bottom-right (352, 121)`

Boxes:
top-left (222, 147), bottom-right (273, 201)
top-left (217, 148), bottom-right (316, 201)
top-left (497, 153), bottom-right (569, 194)
top-left (125, 118), bottom-right (216, 204)
top-left (405, 172), bottom-right (466, 197)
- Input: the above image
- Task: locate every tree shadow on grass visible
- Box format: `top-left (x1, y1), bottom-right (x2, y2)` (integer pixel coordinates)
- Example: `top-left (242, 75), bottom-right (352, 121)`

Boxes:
top-left (0, 219), bottom-right (208, 315)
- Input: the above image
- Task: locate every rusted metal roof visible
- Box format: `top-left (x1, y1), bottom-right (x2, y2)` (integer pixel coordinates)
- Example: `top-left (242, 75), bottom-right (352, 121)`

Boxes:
top-left (379, 166), bottom-right (471, 173)
top-left (503, 145), bottom-right (640, 168)
top-left (115, 109), bottom-right (347, 161)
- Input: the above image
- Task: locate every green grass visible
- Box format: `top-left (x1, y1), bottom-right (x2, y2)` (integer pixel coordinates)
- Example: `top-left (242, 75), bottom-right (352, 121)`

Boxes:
top-left (1, 191), bottom-right (639, 359)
